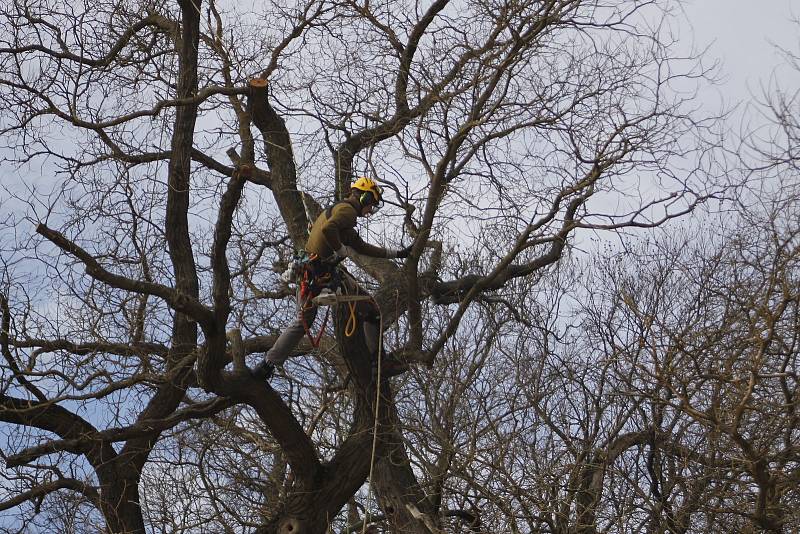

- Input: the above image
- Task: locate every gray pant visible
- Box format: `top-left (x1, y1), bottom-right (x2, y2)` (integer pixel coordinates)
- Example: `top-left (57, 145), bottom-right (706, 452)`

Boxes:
top-left (264, 288), bottom-right (381, 366)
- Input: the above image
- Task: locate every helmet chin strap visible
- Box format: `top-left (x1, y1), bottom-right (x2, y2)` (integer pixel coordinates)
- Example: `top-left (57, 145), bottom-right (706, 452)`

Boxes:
top-left (359, 191), bottom-right (374, 206)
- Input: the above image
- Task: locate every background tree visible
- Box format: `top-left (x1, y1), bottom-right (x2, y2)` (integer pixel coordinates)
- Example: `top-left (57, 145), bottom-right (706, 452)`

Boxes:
top-left (0, 0), bottom-right (723, 532)
top-left (578, 180), bottom-right (799, 532)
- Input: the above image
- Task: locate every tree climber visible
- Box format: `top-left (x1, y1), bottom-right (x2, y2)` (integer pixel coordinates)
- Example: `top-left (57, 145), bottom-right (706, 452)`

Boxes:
top-left (251, 176), bottom-right (413, 381)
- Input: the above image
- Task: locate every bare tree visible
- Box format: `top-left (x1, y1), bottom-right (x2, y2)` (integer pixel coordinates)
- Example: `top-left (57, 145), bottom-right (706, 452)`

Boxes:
top-left (579, 181), bottom-right (800, 532)
top-left (543, 53), bottom-right (800, 531)
top-left (0, 0), bottom-right (719, 532)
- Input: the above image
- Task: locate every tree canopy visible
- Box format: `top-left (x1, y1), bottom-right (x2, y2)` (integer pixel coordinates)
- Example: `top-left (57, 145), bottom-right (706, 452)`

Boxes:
top-left (1, 1), bottom-right (797, 533)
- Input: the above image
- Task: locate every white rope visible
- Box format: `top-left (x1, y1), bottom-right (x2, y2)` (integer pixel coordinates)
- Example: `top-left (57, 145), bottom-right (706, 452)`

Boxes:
top-left (361, 311), bottom-right (383, 534)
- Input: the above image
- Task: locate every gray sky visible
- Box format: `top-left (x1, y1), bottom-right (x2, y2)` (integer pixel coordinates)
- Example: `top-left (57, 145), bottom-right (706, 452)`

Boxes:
top-left (682, 0), bottom-right (799, 111)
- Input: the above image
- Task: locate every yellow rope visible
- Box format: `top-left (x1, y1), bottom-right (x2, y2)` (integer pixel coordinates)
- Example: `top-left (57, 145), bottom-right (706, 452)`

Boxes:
top-left (345, 301), bottom-right (358, 337)
top-left (343, 281), bottom-right (359, 338)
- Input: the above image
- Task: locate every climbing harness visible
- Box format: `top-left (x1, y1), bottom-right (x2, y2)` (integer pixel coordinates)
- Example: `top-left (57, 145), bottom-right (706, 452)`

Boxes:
top-left (293, 252), bottom-right (339, 348)
top-left (288, 251), bottom-right (372, 347)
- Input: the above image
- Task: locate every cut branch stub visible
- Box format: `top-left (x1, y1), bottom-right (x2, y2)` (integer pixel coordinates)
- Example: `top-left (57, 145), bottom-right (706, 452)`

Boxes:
top-left (227, 329), bottom-right (245, 370)
top-left (250, 77), bottom-right (268, 91)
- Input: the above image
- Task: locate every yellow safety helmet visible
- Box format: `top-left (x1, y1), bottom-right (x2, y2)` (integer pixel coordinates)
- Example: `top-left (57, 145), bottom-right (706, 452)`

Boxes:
top-left (351, 176), bottom-right (384, 209)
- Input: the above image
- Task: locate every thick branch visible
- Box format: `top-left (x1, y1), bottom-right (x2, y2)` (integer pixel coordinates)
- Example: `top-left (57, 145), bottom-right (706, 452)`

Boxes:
top-left (1, 295), bottom-right (47, 402)
top-left (394, 0), bottom-right (451, 114)
top-left (12, 338), bottom-right (168, 358)
top-left (249, 78), bottom-right (308, 246)
top-left (574, 431), bottom-right (651, 533)
top-left (211, 173), bottom-right (246, 325)
top-left (0, 395), bottom-right (116, 470)
top-left (0, 478), bottom-right (100, 512)
top-left (118, 0), bottom-right (204, 485)
top-left (216, 373), bottom-right (321, 484)
top-left (0, 14), bottom-right (173, 68)
top-left (428, 237), bottom-right (567, 305)
top-left (6, 397), bottom-right (232, 466)
top-left (36, 224), bottom-right (214, 329)
top-left (226, 148), bottom-right (272, 187)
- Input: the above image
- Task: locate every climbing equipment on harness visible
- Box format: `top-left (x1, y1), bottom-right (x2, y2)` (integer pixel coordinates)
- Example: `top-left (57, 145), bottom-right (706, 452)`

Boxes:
top-left (312, 291), bottom-right (372, 306)
top-left (282, 249), bottom-right (397, 351)
top-left (280, 253), bottom-right (304, 284)
top-left (286, 251), bottom-right (370, 348)
top-left (293, 253), bottom-right (341, 348)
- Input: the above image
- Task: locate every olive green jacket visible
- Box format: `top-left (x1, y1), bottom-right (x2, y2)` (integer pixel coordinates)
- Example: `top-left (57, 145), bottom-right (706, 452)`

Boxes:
top-left (306, 198), bottom-right (393, 260)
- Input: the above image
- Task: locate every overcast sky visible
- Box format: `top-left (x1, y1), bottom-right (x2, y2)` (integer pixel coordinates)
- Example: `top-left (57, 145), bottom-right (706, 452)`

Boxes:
top-left (682, 0), bottom-right (799, 112)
